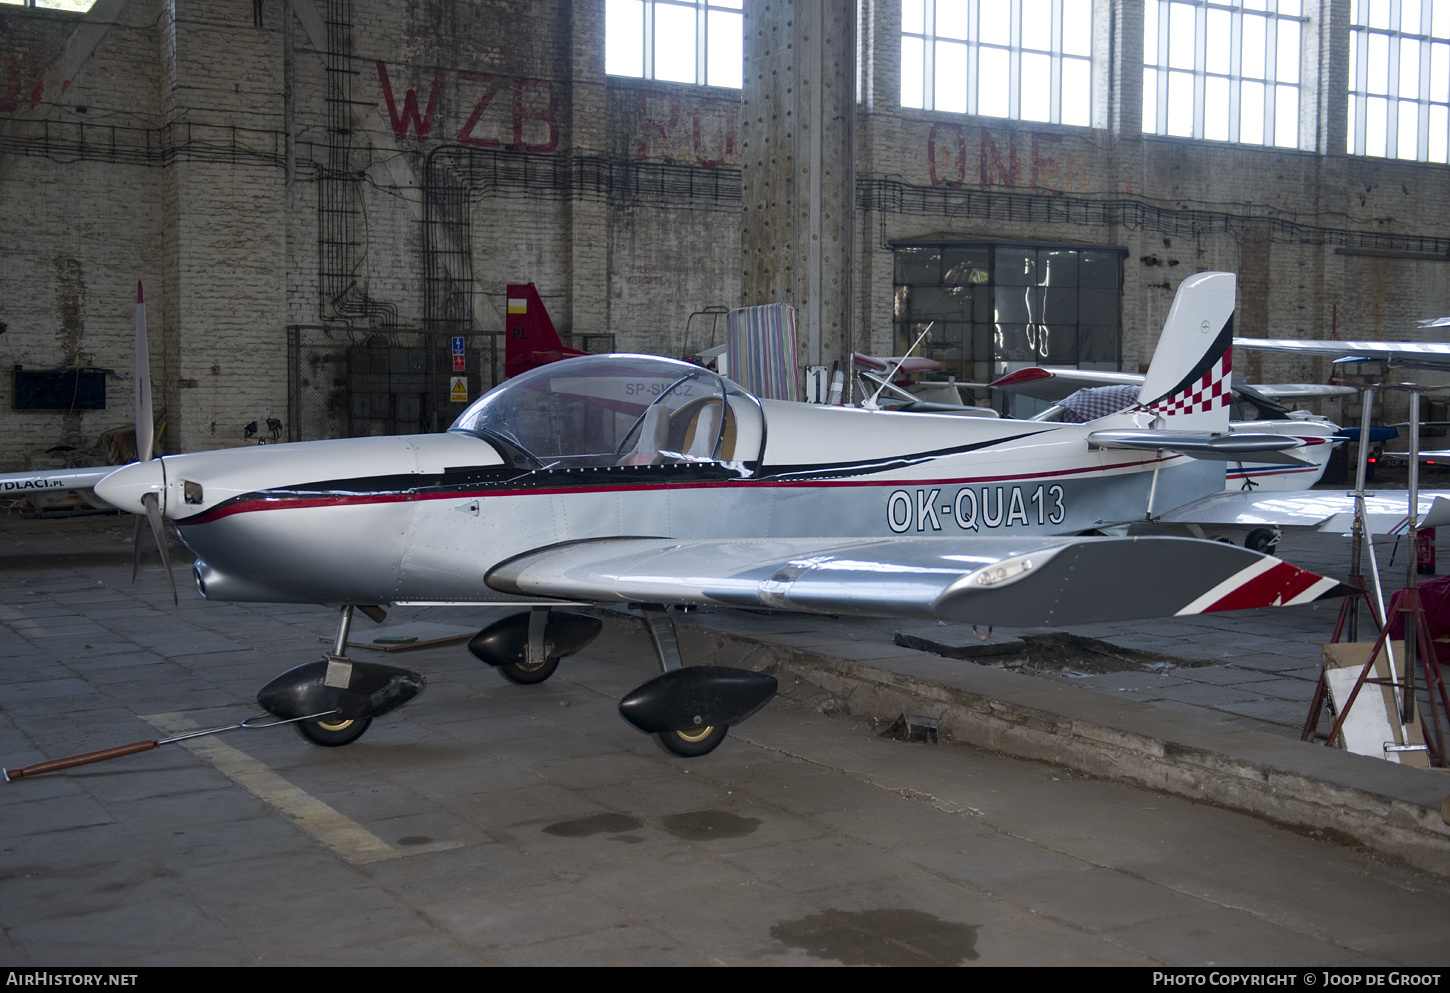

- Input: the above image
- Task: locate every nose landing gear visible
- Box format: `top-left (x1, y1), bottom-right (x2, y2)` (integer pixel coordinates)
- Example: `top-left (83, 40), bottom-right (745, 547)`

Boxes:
top-left (258, 605), bottom-right (425, 747)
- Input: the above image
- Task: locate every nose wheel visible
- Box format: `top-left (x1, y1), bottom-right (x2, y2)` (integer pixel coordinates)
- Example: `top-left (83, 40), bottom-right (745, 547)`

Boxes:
top-left (257, 605), bottom-right (425, 749)
top-left (295, 715), bottom-right (373, 747)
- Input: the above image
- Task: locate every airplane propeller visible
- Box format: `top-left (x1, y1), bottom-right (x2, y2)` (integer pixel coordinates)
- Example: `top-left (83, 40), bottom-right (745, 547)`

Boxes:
top-left (128, 281), bottom-right (177, 605)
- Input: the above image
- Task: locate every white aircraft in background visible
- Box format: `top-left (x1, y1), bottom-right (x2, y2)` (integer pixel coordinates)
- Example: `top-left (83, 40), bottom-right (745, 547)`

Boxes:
top-left (988, 365), bottom-right (1350, 494)
top-left (1234, 330), bottom-right (1450, 370)
top-left (1230, 332), bottom-right (1450, 485)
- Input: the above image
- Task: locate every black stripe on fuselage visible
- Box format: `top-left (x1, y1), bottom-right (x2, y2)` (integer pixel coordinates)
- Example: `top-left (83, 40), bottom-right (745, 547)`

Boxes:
top-left (755, 430), bottom-right (1047, 481)
top-left (178, 461), bottom-right (753, 522)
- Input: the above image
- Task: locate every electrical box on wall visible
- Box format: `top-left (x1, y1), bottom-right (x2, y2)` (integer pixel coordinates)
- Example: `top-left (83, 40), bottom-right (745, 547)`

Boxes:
top-left (13, 366), bottom-right (110, 410)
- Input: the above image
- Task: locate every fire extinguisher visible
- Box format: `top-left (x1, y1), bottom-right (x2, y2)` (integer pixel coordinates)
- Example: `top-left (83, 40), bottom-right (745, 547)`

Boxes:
top-left (1418, 528), bottom-right (1436, 575)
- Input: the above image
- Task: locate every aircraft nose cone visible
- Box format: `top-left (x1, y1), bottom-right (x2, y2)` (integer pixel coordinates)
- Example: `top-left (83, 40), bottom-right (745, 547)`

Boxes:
top-left (95, 459), bottom-right (165, 516)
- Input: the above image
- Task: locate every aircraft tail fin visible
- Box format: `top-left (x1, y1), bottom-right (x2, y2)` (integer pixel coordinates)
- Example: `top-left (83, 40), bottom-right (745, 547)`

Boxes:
top-left (504, 283), bottom-right (587, 379)
top-left (1137, 272), bottom-right (1236, 430)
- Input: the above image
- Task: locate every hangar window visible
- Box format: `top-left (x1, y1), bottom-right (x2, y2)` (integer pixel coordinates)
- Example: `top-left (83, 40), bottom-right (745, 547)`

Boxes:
top-left (1348, 0), bottom-right (1450, 163)
top-left (0, 0), bottom-right (97, 9)
top-left (892, 242), bottom-right (1124, 403)
top-left (900, 0), bottom-right (1094, 126)
top-left (1142, 0), bottom-right (1305, 148)
top-left (605, 0), bottom-right (743, 89)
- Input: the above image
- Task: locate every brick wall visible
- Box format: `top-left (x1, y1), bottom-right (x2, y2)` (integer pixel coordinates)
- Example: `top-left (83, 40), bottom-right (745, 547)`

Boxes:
top-left (1, 0), bottom-right (1447, 468)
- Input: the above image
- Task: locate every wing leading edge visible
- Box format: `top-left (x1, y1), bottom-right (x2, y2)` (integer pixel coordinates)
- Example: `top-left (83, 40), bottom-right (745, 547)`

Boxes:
top-left (0, 467), bottom-right (116, 503)
top-left (1235, 338), bottom-right (1450, 369)
top-left (1159, 490), bottom-right (1450, 535)
top-left (486, 535), bottom-right (1350, 628)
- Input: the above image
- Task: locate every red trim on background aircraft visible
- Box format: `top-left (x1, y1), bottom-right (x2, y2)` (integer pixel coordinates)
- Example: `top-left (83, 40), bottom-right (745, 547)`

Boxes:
top-left (504, 283), bottom-right (589, 379)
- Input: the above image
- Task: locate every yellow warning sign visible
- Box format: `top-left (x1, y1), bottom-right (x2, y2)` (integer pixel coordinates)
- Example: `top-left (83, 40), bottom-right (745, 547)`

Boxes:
top-left (450, 376), bottom-right (468, 403)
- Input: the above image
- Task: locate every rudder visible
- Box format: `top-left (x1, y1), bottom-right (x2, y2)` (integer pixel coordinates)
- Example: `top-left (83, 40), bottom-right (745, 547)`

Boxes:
top-left (1137, 271), bottom-right (1235, 430)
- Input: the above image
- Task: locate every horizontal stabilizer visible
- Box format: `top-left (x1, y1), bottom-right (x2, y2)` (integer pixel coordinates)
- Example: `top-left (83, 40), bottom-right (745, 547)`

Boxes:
top-left (486, 535), bottom-right (1348, 628)
top-left (1087, 429), bottom-right (1313, 465)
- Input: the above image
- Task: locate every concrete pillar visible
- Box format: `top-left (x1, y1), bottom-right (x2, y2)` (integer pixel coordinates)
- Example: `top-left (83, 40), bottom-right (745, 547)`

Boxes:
top-left (1314, 0), bottom-right (1350, 156)
top-left (567, 1), bottom-right (609, 337)
top-left (1312, 0), bottom-right (1350, 356)
top-left (740, 0), bottom-right (856, 381)
top-left (159, 0), bottom-right (289, 452)
top-left (1105, 0), bottom-right (1143, 136)
top-left (1239, 222), bottom-right (1271, 385)
top-left (856, 0), bottom-right (899, 368)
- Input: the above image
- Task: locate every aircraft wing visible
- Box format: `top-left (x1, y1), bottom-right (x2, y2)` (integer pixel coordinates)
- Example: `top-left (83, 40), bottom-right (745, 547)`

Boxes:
top-left (1386, 449), bottom-right (1450, 465)
top-left (486, 535), bottom-right (1348, 628)
top-left (1158, 491), bottom-right (1450, 535)
top-left (852, 352), bottom-right (944, 374)
top-left (1086, 429), bottom-right (1314, 465)
top-left (1235, 338), bottom-right (1450, 369)
top-left (989, 366), bottom-right (1143, 403)
top-left (0, 467), bottom-right (117, 506)
top-left (1251, 383), bottom-right (1358, 400)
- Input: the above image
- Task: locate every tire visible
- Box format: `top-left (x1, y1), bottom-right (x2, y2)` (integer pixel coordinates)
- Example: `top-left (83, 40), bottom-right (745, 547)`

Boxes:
top-left (496, 654), bottom-right (560, 685)
top-left (654, 724), bottom-right (728, 757)
top-left (1244, 527), bottom-right (1279, 555)
top-left (295, 715), bottom-right (372, 747)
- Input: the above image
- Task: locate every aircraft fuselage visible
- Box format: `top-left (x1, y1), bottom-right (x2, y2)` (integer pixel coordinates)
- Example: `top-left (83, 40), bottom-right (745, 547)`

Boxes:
top-left (153, 411), bottom-right (1218, 606)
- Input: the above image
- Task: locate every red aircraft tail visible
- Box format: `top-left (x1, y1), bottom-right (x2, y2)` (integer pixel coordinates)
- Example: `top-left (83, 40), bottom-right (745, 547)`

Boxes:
top-left (504, 283), bottom-right (589, 378)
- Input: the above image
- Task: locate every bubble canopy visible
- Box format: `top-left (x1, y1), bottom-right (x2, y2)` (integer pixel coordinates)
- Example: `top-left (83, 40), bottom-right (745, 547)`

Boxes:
top-left (449, 354), bottom-right (763, 471)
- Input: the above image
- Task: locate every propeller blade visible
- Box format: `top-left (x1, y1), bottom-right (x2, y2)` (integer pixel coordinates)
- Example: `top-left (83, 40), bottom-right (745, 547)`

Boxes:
top-left (135, 281), bottom-right (153, 463)
top-left (131, 513), bottom-right (145, 583)
top-left (140, 491), bottom-right (177, 605)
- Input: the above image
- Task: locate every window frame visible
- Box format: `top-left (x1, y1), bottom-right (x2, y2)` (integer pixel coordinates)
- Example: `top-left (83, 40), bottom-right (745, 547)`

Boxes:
top-left (891, 240), bottom-right (1126, 400)
top-left (1347, 0), bottom-right (1450, 163)
top-left (899, 0), bottom-right (1094, 127)
top-left (1142, 0), bottom-right (1308, 149)
top-left (0, 0), bottom-right (98, 9)
top-left (605, 0), bottom-right (743, 89)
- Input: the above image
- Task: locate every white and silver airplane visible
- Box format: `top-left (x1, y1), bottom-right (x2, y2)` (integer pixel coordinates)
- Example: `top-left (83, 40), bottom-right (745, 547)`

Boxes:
top-left (52, 271), bottom-right (1355, 758)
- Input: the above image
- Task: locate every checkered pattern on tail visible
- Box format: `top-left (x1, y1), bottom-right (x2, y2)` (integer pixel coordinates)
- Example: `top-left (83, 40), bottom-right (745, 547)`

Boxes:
top-left (1141, 352), bottom-right (1232, 417)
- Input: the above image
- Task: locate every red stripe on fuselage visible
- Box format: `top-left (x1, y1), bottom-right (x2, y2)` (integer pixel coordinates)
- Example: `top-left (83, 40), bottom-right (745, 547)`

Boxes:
top-left (178, 453), bottom-right (1186, 526)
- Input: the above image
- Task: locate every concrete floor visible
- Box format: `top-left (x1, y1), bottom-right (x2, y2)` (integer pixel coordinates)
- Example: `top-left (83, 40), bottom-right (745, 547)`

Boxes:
top-left (2, 516), bottom-right (1449, 966)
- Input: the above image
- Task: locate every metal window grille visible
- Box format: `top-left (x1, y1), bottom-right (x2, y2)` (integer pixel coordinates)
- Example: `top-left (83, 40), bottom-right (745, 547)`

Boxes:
top-left (605, 0), bottom-right (744, 88)
top-left (1142, 0), bottom-right (1306, 148)
top-left (1348, 0), bottom-right (1450, 162)
top-left (891, 241), bottom-right (1124, 406)
top-left (900, 0), bottom-right (1094, 126)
